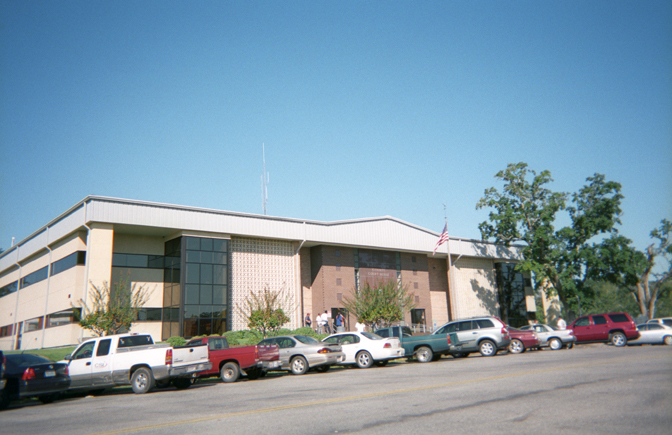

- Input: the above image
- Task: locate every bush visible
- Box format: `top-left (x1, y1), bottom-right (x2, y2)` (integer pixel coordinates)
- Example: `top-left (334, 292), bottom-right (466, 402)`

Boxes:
top-left (166, 336), bottom-right (187, 347)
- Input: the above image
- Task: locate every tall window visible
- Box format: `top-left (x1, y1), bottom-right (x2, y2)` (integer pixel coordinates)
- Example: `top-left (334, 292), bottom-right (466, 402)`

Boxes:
top-left (182, 237), bottom-right (228, 338)
top-left (495, 263), bottom-right (528, 327)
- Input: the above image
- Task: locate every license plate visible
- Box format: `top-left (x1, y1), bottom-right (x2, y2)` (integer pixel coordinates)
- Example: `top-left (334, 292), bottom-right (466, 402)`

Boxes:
top-left (44, 370), bottom-right (56, 378)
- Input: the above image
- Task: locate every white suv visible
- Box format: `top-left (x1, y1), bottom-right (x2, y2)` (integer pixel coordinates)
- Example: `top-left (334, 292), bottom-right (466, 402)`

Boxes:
top-left (432, 316), bottom-right (511, 357)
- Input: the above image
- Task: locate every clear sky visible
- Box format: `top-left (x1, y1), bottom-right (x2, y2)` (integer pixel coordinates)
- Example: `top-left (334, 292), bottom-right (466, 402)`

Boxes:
top-left (1, 1), bottom-right (670, 256)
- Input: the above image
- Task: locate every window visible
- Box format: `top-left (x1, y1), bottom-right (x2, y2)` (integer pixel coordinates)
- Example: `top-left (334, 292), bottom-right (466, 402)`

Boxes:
top-left (117, 335), bottom-right (153, 348)
top-left (97, 339), bottom-right (112, 356)
top-left (72, 341), bottom-right (95, 359)
top-left (20, 266), bottom-right (48, 289)
top-left (575, 317), bottom-right (590, 327)
top-left (51, 251), bottom-right (86, 276)
top-left (593, 315), bottom-right (607, 325)
top-left (457, 321), bottom-right (474, 331)
top-left (411, 309), bottom-right (426, 326)
top-left (112, 253), bottom-right (164, 269)
top-left (648, 324), bottom-right (662, 330)
top-left (608, 314), bottom-right (630, 323)
top-left (47, 309), bottom-right (81, 328)
top-left (25, 317), bottom-right (44, 332)
top-left (377, 329), bottom-right (389, 338)
top-left (137, 308), bottom-right (162, 321)
top-left (0, 281), bottom-right (18, 298)
top-left (0, 324), bottom-right (13, 337)
top-left (476, 319), bottom-right (495, 329)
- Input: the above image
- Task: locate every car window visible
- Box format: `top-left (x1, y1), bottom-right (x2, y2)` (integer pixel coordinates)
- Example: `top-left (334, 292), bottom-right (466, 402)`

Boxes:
top-left (534, 325), bottom-right (545, 333)
top-left (376, 329), bottom-right (390, 338)
top-left (361, 332), bottom-right (382, 340)
top-left (340, 335), bottom-right (356, 344)
top-left (457, 321), bottom-right (473, 331)
top-left (575, 317), bottom-right (590, 327)
top-left (663, 320), bottom-right (672, 327)
top-left (294, 335), bottom-right (319, 345)
top-left (209, 338), bottom-right (223, 351)
top-left (593, 315), bottom-right (607, 325)
top-left (258, 338), bottom-right (274, 346)
top-left (96, 339), bottom-right (112, 356)
top-left (648, 324), bottom-right (662, 330)
top-left (188, 339), bottom-right (204, 347)
top-left (73, 341), bottom-right (96, 359)
top-left (439, 323), bottom-right (457, 334)
top-left (323, 336), bottom-right (340, 344)
top-left (277, 338), bottom-right (296, 348)
top-left (608, 313), bottom-right (629, 323)
top-left (476, 319), bottom-right (494, 329)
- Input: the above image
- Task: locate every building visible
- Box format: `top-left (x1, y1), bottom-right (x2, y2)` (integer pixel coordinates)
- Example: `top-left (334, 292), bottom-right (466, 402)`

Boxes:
top-left (0, 196), bottom-right (535, 350)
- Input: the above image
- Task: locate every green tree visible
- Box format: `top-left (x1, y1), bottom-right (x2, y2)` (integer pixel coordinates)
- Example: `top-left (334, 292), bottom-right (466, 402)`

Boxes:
top-left (477, 163), bottom-right (623, 315)
top-left (237, 286), bottom-right (291, 338)
top-left (593, 220), bottom-right (672, 319)
top-left (77, 275), bottom-right (152, 336)
top-left (341, 280), bottom-right (417, 329)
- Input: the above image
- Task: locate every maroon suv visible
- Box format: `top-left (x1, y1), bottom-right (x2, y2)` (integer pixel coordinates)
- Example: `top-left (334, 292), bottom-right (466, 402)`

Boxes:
top-left (569, 313), bottom-right (639, 347)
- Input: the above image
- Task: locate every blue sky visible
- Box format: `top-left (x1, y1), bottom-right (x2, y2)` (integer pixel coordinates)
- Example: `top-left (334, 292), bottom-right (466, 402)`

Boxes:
top-left (1, 1), bottom-right (670, 256)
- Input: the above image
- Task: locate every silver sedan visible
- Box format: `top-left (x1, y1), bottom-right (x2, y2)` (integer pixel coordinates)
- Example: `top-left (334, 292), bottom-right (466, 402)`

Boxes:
top-left (257, 335), bottom-right (344, 375)
top-left (519, 324), bottom-right (575, 350)
top-left (627, 323), bottom-right (672, 346)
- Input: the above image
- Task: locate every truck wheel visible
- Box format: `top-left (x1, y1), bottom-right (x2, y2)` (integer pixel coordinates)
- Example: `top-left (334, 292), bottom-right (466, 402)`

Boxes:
top-left (611, 332), bottom-right (627, 347)
top-left (479, 340), bottom-right (497, 357)
top-left (172, 378), bottom-right (193, 390)
top-left (356, 351), bottom-right (373, 368)
top-left (416, 346), bottom-right (433, 363)
top-left (508, 339), bottom-right (524, 354)
top-left (290, 356), bottom-right (308, 375)
top-left (549, 338), bottom-right (563, 350)
top-left (131, 368), bottom-right (155, 394)
top-left (220, 362), bottom-right (240, 383)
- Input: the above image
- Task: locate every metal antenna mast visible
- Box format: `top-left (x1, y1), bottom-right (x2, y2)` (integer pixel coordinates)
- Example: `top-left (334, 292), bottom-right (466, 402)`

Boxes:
top-left (261, 143), bottom-right (269, 215)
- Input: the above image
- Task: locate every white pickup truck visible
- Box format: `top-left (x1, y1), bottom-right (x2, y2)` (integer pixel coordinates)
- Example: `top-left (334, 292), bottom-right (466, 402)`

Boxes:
top-left (62, 334), bottom-right (211, 394)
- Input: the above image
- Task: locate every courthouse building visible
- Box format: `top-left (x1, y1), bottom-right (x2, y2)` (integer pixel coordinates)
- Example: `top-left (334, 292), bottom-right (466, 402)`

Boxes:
top-left (0, 196), bottom-right (535, 350)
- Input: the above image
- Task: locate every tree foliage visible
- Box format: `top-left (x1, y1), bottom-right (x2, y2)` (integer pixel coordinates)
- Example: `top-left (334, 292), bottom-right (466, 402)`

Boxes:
top-left (77, 275), bottom-right (152, 336)
top-left (341, 280), bottom-right (417, 329)
top-left (237, 286), bottom-right (291, 338)
top-left (477, 163), bottom-right (624, 315)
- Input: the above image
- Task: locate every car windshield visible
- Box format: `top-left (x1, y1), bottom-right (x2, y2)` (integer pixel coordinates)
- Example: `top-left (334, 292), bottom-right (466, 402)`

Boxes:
top-left (361, 332), bottom-right (382, 340)
top-left (294, 335), bottom-right (319, 344)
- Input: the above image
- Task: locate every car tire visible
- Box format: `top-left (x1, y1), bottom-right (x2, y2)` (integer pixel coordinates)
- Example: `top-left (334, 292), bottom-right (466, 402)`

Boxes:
top-left (290, 356), bottom-right (308, 375)
top-left (453, 352), bottom-right (469, 359)
top-left (172, 378), bottom-right (193, 390)
top-left (131, 367), bottom-right (155, 394)
top-left (479, 340), bottom-right (497, 357)
top-left (38, 393), bottom-right (59, 404)
top-left (416, 346), bottom-right (434, 363)
top-left (549, 338), bottom-right (563, 350)
top-left (315, 365), bottom-right (331, 373)
top-left (508, 339), bottom-right (524, 354)
top-left (374, 360), bottom-right (389, 367)
top-left (356, 351), bottom-right (373, 368)
top-left (221, 362), bottom-right (241, 383)
top-left (611, 332), bottom-right (627, 347)
top-left (663, 335), bottom-right (672, 346)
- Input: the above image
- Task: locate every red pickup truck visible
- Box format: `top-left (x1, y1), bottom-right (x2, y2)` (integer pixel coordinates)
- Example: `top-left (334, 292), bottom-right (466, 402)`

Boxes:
top-left (186, 336), bottom-right (281, 383)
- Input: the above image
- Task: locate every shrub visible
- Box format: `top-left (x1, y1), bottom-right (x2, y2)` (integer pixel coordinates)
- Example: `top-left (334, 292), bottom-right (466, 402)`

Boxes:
top-left (167, 336), bottom-right (187, 347)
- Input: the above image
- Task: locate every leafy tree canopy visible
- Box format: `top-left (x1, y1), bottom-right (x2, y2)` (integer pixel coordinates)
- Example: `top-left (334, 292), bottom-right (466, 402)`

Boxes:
top-left (341, 280), bottom-right (417, 329)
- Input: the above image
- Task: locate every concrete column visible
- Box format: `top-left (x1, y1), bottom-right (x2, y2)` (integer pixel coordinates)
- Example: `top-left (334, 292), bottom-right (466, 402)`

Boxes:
top-left (85, 223), bottom-right (114, 293)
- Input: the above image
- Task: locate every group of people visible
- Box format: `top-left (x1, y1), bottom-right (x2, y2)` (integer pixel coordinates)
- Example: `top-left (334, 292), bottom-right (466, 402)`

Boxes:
top-left (304, 311), bottom-right (348, 334)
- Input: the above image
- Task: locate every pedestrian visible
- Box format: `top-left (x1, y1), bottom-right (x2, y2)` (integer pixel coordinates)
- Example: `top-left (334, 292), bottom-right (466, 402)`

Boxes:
top-left (305, 313), bottom-right (311, 329)
top-left (335, 312), bottom-right (344, 332)
top-left (557, 317), bottom-right (567, 330)
top-left (322, 310), bottom-right (331, 334)
top-left (355, 321), bottom-right (365, 333)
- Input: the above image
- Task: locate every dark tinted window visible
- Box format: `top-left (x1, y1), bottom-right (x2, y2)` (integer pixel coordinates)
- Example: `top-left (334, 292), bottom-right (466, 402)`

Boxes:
top-left (51, 251), bottom-right (86, 276)
top-left (20, 266), bottom-right (48, 288)
top-left (377, 329), bottom-right (389, 338)
top-left (575, 317), bottom-right (590, 327)
top-left (97, 339), bottom-right (112, 356)
top-left (608, 314), bottom-right (629, 323)
top-left (117, 335), bottom-right (153, 348)
top-left (188, 339), bottom-right (204, 346)
top-left (457, 321), bottom-right (473, 331)
top-left (663, 320), bottom-right (672, 327)
top-left (648, 324), bottom-right (662, 330)
top-left (476, 319), bottom-right (495, 328)
top-left (593, 315), bottom-right (607, 325)
top-left (0, 280), bottom-right (18, 298)
top-left (6, 353), bottom-right (50, 369)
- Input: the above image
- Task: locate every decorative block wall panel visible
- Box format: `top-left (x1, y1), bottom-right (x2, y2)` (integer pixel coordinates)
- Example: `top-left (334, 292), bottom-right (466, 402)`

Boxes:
top-left (453, 257), bottom-right (501, 319)
top-left (231, 238), bottom-right (297, 331)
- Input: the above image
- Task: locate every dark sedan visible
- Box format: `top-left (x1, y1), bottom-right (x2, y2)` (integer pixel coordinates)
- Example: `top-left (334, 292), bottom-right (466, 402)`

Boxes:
top-left (0, 353), bottom-right (70, 410)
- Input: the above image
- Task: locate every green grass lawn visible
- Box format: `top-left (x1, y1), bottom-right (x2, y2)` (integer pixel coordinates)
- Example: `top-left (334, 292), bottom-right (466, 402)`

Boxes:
top-left (5, 346), bottom-right (76, 362)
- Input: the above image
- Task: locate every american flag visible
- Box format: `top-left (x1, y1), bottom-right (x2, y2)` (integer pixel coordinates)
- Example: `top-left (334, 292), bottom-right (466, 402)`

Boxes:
top-left (433, 223), bottom-right (450, 255)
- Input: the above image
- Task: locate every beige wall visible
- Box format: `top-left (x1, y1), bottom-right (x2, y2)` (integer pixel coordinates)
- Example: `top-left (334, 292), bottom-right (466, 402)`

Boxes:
top-left (451, 257), bottom-right (501, 319)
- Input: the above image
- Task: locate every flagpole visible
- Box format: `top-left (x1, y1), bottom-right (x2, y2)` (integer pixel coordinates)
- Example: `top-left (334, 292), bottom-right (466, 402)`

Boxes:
top-left (443, 206), bottom-right (457, 321)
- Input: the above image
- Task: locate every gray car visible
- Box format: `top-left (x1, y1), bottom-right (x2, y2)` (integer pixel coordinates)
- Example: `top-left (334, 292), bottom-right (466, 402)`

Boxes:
top-left (627, 323), bottom-right (672, 346)
top-left (257, 335), bottom-right (344, 375)
top-left (519, 324), bottom-right (576, 350)
top-left (432, 316), bottom-right (511, 357)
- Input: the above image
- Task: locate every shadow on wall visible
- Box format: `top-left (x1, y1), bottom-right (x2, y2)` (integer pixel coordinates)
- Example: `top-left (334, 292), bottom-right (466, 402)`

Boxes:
top-left (469, 272), bottom-right (500, 317)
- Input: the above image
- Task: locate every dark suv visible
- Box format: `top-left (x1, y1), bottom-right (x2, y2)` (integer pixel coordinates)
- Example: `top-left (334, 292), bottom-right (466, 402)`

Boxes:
top-left (569, 313), bottom-right (639, 347)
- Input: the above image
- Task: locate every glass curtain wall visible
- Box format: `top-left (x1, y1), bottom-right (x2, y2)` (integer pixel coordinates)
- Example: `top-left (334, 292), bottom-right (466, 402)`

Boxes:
top-left (495, 262), bottom-right (528, 327)
top-left (183, 237), bottom-right (228, 337)
top-left (162, 238), bottom-right (181, 340)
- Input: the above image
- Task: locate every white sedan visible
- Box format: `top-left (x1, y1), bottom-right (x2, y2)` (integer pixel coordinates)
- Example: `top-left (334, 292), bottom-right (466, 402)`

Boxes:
top-left (322, 332), bottom-right (405, 368)
top-left (627, 323), bottom-right (672, 346)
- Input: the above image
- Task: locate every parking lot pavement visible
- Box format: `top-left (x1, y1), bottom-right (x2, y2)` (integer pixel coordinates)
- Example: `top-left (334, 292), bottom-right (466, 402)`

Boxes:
top-left (1, 345), bottom-right (671, 435)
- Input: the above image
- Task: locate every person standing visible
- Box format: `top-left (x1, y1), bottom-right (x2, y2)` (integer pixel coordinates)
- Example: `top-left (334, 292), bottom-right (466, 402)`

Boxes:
top-left (557, 317), bottom-right (567, 330)
top-left (322, 310), bottom-right (331, 334)
top-left (305, 313), bottom-right (312, 329)
top-left (335, 312), bottom-right (344, 332)
top-left (355, 321), bottom-right (365, 333)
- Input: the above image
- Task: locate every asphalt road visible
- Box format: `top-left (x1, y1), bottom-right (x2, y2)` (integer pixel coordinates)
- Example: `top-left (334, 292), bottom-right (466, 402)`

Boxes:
top-left (2, 344), bottom-right (671, 435)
